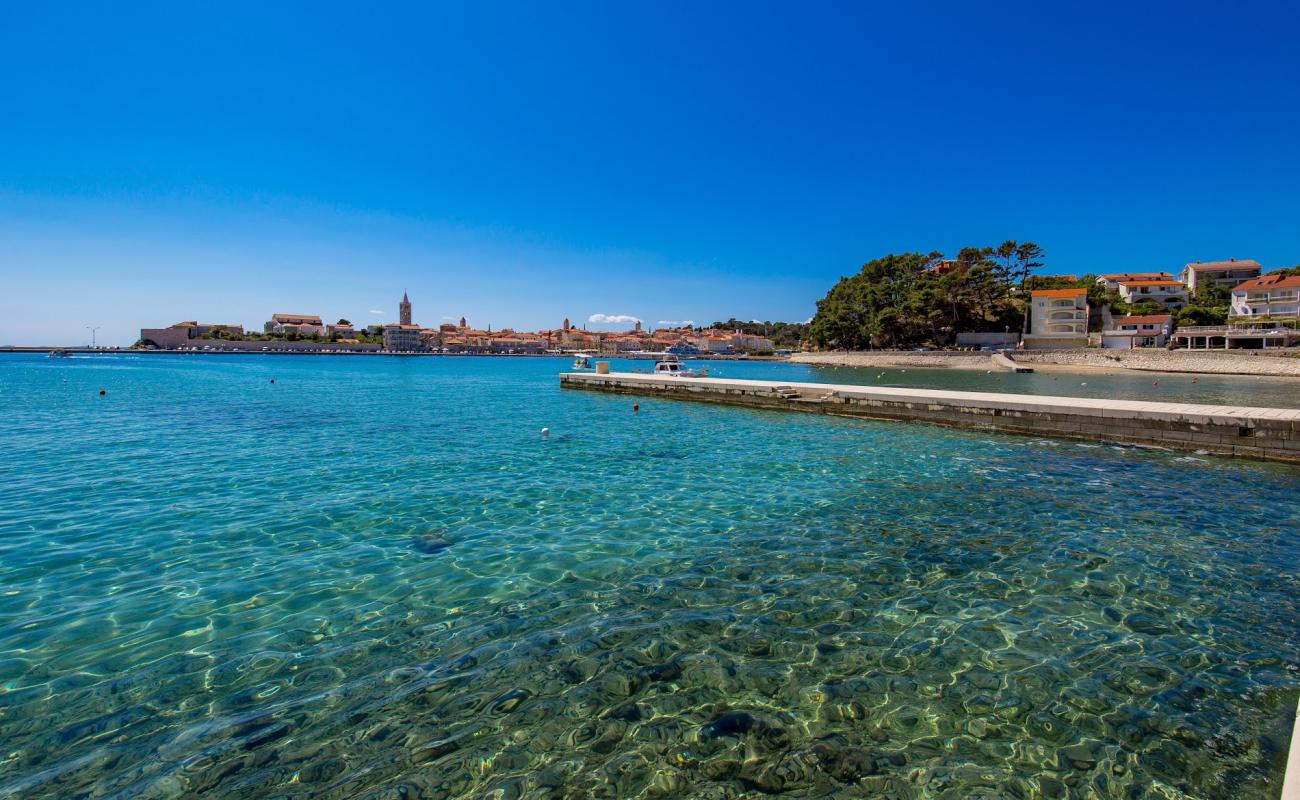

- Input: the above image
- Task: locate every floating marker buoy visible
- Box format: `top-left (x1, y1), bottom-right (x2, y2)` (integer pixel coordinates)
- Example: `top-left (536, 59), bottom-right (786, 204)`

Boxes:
top-left (1152, 380), bottom-right (1159, 386)
top-left (270, 378), bottom-right (275, 384)
top-left (1080, 382), bottom-right (1087, 386)
top-left (1192, 377), bottom-right (1198, 383)
top-left (633, 403), bottom-right (639, 412)
top-left (541, 427), bottom-right (550, 438)
top-left (99, 389), bottom-right (106, 396)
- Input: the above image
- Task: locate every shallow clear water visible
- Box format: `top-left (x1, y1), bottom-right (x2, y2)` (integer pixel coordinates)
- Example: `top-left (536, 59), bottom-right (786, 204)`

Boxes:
top-left (0, 353), bottom-right (1297, 799)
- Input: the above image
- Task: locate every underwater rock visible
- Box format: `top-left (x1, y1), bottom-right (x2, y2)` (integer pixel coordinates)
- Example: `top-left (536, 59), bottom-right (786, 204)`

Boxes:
top-left (700, 758), bottom-right (741, 780)
top-left (700, 711), bottom-right (755, 739)
top-left (298, 756), bottom-right (347, 784)
top-left (560, 658), bottom-right (600, 684)
top-left (490, 688), bottom-right (530, 714)
top-left (746, 749), bottom-right (819, 793)
top-left (1124, 613), bottom-right (1171, 636)
top-left (639, 660), bottom-right (683, 683)
top-left (412, 534), bottom-right (453, 554)
top-left (411, 736), bottom-right (460, 764)
top-left (1059, 742), bottom-right (1101, 770)
top-left (606, 701), bottom-right (643, 722)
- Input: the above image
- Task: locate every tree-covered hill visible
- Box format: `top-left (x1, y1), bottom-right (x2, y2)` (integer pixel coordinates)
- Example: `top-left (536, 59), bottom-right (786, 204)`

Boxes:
top-left (807, 242), bottom-right (1044, 350)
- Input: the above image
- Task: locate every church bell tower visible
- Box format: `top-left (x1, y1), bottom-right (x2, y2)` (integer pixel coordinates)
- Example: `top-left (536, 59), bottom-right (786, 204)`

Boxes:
top-left (399, 291), bottom-right (412, 326)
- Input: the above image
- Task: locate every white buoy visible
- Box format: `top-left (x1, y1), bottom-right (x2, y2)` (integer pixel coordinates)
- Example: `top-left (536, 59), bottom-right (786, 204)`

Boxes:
top-left (541, 427), bottom-right (550, 438)
top-left (1081, 382), bottom-right (1087, 386)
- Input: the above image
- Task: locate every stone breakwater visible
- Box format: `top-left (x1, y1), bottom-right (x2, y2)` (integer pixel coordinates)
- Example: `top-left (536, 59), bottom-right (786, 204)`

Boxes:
top-left (1013, 348), bottom-right (1300, 376)
top-left (793, 349), bottom-right (1300, 376)
top-left (791, 351), bottom-right (994, 370)
top-left (561, 372), bottom-right (1300, 464)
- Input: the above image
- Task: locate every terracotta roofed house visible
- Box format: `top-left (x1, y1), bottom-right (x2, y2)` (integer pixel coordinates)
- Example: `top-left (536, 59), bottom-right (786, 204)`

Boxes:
top-left (1096, 272), bottom-right (1175, 290)
top-left (1230, 274), bottom-right (1300, 320)
top-left (1116, 279), bottom-right (1188, 308)
top-left (1181, 259), bottom-right (1261, 292)
top-left (1024, 288), bottom-right (1088, 349)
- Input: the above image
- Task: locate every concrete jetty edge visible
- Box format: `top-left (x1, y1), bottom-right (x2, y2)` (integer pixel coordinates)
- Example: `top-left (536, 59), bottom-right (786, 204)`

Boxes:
top-left (560, 372), bottom-right (1300, 464)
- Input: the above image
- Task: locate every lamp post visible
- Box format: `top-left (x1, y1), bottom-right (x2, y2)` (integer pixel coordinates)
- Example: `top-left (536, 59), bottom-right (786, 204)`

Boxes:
top-left (86, 326), bottom-right (101, 348)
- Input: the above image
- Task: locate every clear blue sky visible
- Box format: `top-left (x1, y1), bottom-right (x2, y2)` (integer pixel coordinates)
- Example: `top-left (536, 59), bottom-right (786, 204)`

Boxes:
top-left (2, 1), bottom-right (1298, 345)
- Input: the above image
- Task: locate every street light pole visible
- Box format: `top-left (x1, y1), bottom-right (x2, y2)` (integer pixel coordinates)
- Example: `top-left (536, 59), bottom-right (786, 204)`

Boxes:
top-left (86, 326), bottom-right (101, 348)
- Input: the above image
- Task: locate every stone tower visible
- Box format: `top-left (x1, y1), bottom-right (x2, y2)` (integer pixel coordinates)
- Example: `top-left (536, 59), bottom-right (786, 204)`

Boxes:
top-left (564, 318), bottom-right (570, 331)
top-left (399, 291), bottom-right (412, 326)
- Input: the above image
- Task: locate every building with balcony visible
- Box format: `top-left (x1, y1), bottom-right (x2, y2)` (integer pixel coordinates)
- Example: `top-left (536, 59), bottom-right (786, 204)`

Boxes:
top-left (1096, 272), bottom-right (1175, 290)
top-left (1116, 279), bottom-right (1188, 308)
top-left (1181, 259), bottom-right (1261, 292)
top-left (1023, 288), bottom-right (1088, 349)
top-left (382, 324), bottom-right (424, 351)
top-left (1101, 314), bottom-right (1173, 349)
top-left (1171, 321), bottom-right (1300, 350)
top-left (1230, 274), bottom-right (1300, 321)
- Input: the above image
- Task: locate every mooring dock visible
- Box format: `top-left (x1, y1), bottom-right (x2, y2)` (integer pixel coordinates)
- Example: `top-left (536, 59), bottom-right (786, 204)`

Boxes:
top-left (560, 372), bottom-right (1300, 464)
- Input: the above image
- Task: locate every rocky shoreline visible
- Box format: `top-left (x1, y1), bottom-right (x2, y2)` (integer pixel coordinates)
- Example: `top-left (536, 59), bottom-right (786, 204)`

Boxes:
top-left (791, 349), bottom-right (1300, 377)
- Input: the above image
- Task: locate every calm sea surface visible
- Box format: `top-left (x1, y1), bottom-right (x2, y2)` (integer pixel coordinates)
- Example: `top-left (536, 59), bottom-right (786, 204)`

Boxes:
top-left (0, 353), bottom-right (1297, 799)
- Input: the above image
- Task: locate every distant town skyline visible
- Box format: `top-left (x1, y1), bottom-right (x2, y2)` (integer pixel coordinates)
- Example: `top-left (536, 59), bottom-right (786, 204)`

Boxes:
top-left (3, 2), bottom-right (1299, 346)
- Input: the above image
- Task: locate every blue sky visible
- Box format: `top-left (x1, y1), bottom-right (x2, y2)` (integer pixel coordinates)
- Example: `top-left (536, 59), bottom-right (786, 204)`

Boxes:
top-left (2, 1), bottom-right (1298, 345)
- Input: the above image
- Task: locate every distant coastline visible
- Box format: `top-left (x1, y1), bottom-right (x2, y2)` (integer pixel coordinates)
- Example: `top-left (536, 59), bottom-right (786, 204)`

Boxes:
top-left (0, 347), bottom-right (787, 361)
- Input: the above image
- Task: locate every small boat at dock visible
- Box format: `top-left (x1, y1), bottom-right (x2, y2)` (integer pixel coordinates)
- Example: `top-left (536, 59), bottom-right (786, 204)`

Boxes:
top-left (653, 354), bottom-right (708, 378)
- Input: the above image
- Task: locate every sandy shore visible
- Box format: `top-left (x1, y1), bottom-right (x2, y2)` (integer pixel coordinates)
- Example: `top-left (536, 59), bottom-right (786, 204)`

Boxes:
top-left (792, 349), bottom-right (1300, 377)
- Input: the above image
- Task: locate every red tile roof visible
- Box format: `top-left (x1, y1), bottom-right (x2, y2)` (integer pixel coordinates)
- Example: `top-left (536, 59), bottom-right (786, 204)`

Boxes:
top-left (1099, 272), bottom-right (1173, 280)
top-left (1232, 274), bottom-right (1300, 292)
top-left (1185, 259), bottom-right (1261, 271)
top-left (1119, 280), bottom-right (1183, 286)
top-left (1032, 288), bottom-right (1087, 298)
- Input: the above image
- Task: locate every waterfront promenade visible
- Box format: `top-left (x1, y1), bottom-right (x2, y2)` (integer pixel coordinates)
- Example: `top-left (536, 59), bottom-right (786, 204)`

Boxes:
top-left (793, 349), bottom-right (1300, 377)
top-left (561, 371), bottom-right (1300, 463)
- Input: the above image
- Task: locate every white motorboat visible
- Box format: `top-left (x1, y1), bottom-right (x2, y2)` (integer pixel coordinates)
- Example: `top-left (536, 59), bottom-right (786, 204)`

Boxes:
top-left (653, 354), bottom-right (709, 378)
top-left (572, 353), bottom-right (595, 370)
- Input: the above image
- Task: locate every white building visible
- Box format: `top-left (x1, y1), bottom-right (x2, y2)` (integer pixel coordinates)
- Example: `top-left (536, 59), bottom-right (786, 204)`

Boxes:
top-left (1096, 272), bottom-right (1174, 290)
top-left (1023, 288), bottom-right (1088, 349)
top-left (1101, 314), bottom-right (1173, 349)
top-left (1181, 259), bottom-right (1261, 292)
top-left (1116, 279), bottom-right (1188, 308)
top-left (1230, 274), bottom-right (1300, 320)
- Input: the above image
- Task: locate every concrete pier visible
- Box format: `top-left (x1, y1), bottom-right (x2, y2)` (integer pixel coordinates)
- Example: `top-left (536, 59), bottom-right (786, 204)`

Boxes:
top-left (991, 353), bottom-right (1033, 372)
top-left (560, 372), bottom-right (1300, 464)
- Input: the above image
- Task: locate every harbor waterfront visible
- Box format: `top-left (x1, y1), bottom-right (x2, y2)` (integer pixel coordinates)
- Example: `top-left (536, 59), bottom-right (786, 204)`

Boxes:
top-left (560, 372), bottom-right (1300, 464)
top-left (0, 353), bottom-right (1297, 798)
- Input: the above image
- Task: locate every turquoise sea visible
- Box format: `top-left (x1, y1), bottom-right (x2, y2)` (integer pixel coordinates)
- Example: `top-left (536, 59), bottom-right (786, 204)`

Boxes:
top-left (0, 353), bottom-right (1297, 799)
